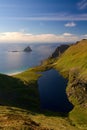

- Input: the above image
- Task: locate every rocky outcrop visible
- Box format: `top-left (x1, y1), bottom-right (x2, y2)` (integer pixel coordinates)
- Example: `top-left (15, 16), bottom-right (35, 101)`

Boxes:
top-left (24, 46), bottom-right (32, 52)
top-left (66, 68), bottom-right (87, 106)
top-left (50, 44), bottom-right (70, 58)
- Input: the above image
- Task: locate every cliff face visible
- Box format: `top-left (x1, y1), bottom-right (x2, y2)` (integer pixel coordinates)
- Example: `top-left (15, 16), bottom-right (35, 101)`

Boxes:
top-left (50, 44), bottom-right (70, 58)
top-left (67, 68), bottom-right (87, 106)
top-left (66, 68), bottom-right (87, 129)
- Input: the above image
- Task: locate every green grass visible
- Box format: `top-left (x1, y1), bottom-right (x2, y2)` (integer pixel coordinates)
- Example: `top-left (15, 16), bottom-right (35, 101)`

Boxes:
top-left (0, 105), bottom-right (79, 130)
top-left (14, 68), bottom-right (41, 85)
top-left (55, 39), bottom-right (87, 79)
top-left (0, 66), bottom-right (81, 130)
top-left (69, 106), bottom-right (87, 129)
top-left (0, 39), bottom-right (87, 129)
top-left (52, 39), bottom-right (87, 129)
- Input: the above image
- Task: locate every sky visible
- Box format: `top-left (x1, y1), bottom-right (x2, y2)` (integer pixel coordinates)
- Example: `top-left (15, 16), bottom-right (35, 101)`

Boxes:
top-left (0, 0), bottom-right (87, 43)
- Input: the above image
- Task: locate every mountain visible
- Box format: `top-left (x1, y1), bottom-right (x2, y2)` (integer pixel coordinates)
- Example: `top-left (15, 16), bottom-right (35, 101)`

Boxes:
top-left (52, 39), bottom-right (87, 129)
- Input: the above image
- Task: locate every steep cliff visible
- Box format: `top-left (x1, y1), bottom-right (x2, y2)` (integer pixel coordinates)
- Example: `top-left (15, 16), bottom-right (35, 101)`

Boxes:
top-left (50, 44), bottom-right (70, 58)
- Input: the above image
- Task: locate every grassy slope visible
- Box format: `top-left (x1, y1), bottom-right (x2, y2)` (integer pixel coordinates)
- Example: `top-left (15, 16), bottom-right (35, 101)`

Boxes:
top-left (0, 71), bottom-right (40, 109)
top-left (54, 39), bottom-right (87, 129)
top-left (55, 39), bottom-right (87, 79)
top-left (0, 68), bottom-right (79, 130)
top-left (0, 39), bottom-right (87, 129)
top-left (0, 71), bottom-right (43, 129)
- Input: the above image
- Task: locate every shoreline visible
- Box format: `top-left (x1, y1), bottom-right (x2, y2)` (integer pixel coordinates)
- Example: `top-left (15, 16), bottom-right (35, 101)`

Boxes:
top-left (7, 71), bottom-right (24, 76)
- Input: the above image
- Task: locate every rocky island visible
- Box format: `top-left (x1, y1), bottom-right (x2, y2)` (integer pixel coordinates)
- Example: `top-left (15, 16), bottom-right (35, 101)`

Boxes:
top-left (10, 46), bottom-right (32, 53)
top-left (23, 46), bottom-right (32, 52)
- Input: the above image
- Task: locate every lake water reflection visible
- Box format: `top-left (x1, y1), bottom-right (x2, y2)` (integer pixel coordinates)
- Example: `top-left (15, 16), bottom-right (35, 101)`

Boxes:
top-left (38, 69), bottom-right (73, 113)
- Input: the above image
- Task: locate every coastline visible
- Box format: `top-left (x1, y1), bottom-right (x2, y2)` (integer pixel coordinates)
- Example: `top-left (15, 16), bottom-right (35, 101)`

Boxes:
top-left (7, 71), bottom-right (24, 76)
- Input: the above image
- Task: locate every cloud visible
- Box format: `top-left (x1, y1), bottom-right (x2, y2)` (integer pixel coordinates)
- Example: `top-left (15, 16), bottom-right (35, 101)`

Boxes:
top-left (77, 0), bottom-right (87, 9)
top-left (65, 22), bottom-right (76, 27)
top-left (0, 31), bottom-right (85, 43)
top-left (63, 33), bottom-right (74, 36)
top-left (0, 13), bottom-right (87, 21)
top-left (82, 34), bottom-right (87, 37)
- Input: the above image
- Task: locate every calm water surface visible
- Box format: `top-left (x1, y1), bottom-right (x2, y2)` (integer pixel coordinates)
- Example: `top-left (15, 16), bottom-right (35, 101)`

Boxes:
top-left (38, 69), bottom-right (73, 113)
top-left (0, 43), bottom-right (58, 74)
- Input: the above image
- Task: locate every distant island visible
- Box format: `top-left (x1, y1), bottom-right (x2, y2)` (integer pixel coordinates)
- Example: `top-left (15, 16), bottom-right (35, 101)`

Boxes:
top-left (10, 46), bottom-right (32, 53)
top-left (11, 51), bottom-right (19, 52)
top-left (23, 46), bottom-right (32, 52)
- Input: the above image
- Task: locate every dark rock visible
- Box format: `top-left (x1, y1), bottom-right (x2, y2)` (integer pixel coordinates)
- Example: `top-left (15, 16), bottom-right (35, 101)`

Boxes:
top-left (50, 44), bottom-right (70, 58)
top-left (11, 51), bottom-right (19, 52)
top-left (24, 46), bottom-right (32, 52)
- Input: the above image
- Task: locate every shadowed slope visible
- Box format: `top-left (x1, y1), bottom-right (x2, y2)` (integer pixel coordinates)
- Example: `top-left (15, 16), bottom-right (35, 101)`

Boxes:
top-left (0, 72), bottom-right (40, 109)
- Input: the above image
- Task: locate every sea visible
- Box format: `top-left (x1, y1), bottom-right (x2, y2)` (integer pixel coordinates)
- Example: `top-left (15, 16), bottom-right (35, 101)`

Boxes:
top-left (0, 43), bottom-right (59, 75)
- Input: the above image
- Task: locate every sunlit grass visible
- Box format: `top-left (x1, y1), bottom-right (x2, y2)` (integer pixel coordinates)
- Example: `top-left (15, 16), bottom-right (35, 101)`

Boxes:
top-left (55, 39), bottom-right (87, 79)
top-left (54, 39), bottom-right (87, 129)
top-left (0, 105), bottom-right (79, 130)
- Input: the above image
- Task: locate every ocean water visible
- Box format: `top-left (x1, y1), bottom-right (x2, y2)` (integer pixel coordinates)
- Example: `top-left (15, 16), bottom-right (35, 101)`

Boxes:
top-left (0, 43), bottom-right (58, 74)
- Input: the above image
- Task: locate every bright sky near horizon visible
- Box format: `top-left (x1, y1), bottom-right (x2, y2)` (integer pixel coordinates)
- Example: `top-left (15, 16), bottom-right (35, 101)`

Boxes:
top-left (0, 0), bottom-right (87, 43)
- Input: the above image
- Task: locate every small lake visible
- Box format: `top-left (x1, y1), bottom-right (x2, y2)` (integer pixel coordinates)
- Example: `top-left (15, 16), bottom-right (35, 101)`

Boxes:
top-left (38, 69), bottom-right (73, 113)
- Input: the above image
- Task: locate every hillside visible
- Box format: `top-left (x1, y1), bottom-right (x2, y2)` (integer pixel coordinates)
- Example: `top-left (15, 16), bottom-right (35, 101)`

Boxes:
top-left (0, 69), bottom-right (78, 130)
top-left (0, 39), bottom-right (87, 129)
top-left (55, 39), bottom-right (87, 79)
top-left (0, 71), bottom-right (43, 129)
top-left (53, 39), bottom-right (87, 129)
